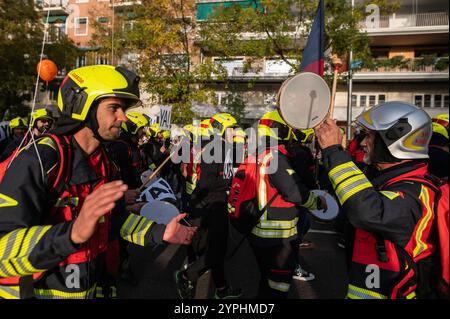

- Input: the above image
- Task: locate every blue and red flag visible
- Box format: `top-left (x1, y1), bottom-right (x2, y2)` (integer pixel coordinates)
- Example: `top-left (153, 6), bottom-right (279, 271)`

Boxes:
top-left (299, 0), bottom-right (325, 76)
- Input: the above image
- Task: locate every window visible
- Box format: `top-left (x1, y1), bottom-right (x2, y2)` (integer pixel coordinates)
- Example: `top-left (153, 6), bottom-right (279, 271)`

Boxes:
top-left (378, 94), bottom-right (386, 104)
top-left (369, 95), bottom-right (376, 107)
top-left (351, 95), bottom-right (357, 107)
top-left (215, 58), bottom-right (244, 76)
top-left (97, 17), bottom-right (109, 24)
top-left (444, 95), bottom-right (449, 108)
top-left (360, 96), bottom-right (367, 108)
top-left (434, 95), bottom-right (442, 107)
top-left (75, 17), bottom-right (88, 36)
top-left (424, 94), bottom-right (431, 107)
top-left (265, 59), bottom-right (296, 74)
top-left (414, 95), bottom-right (423, 107)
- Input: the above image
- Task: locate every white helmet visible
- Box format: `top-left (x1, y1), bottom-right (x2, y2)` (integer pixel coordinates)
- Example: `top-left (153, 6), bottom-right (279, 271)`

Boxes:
top-left (355, 101), bottom-right (432, 160)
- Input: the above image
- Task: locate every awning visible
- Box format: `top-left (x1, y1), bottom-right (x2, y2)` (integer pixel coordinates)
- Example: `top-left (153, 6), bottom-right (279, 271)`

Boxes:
top-left (43, 15), bottom-right (68, 24)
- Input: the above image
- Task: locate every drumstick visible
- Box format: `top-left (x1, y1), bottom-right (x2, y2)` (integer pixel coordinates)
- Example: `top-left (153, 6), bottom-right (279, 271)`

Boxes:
top-left (329, 54), bottom-right (343, 119)
top-left (139, 136), bottom-right (185, 193)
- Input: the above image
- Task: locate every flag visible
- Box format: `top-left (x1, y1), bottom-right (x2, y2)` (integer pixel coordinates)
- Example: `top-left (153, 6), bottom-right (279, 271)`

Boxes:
top-left (300, 0), bottom-right (325, 76)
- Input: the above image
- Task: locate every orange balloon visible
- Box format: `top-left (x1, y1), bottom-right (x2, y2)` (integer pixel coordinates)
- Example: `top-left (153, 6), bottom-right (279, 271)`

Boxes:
top-left (37, 59), bottom-right (58, 82)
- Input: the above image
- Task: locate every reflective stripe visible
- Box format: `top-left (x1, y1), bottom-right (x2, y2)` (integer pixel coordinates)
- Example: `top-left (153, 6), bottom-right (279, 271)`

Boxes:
top-left (329, 162), bottom-right (363, 189)
top-left (38, 137), bottom-right (57, 151)
top-left (120, 214), bottom-right (142, 241)
top-left (251, 226), bottom-right (297, 239)
top-left (286, 169), bottom-right (295, 176)
top-left (302, 192), bottom-right (318, 210)
top-left (258, 152), bottom-right (273, 210)
top-left (0, 193), bottom-right (18, 208)
top-left (413, 186), bottom-right (433, 257)
top-left (134, 219), bottom-right (153, 246)
top-left (259, 217), bottom-right (298, 229)
top-left (380, 191), bottom-right (400, 200)
top-left (347, 284), bottom-right (387, 299)
top-left (268, 279), bottom-right (290, 292)
top-left (34, 285), bottom-right (97, 299)
top-left (335, 174), bottom-right (372, 205)
top-left (0, 285), bottom-right (20, 299)
top-left (406, 291), bottom-right (416, 299)
top-left (0, 226), bottom-right (51, 277)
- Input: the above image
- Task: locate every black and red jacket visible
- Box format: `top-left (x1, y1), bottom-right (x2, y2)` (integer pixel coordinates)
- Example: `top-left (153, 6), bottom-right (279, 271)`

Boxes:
top-left (0, 135), bottom-right (166, 299)
top-left (322, 145), bottom-right (437, 299)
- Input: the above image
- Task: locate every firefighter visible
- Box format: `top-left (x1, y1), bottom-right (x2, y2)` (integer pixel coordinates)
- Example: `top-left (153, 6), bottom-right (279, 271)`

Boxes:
top-left (0, 117), bottom-right (29, 162)
top-left (0, 65), bottom-right (196, 299)
top-left (30, 108), bottom-right (54, 137)
top-left (175, 113), bottom-right (242, 299)
top-left (315, 101), bottom-right (437, 299)
top-left (428, 113), bottom-right (448, 178)
top-left (249, 110), bottom-right (325, 299)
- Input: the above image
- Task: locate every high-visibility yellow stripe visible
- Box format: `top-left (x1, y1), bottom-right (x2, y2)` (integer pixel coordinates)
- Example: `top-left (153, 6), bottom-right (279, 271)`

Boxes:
top-left (0, 193), bottom-right (18, 208)
top-left (329, 162), bottom-right (364, 189)
top-left (258, 152), bottom-right (272, 210)
top-left (34, 285), bottom-right (97, 299)
top-left (131, 217), bottom-right (146, 244)
top-left (302, 192), bottom-right (318, 210)
top-left (0, 285), bottom-right (20, 299)
top-left (251, 226), bottom-right (297, 239)
top-left (413, 186), bottom-right (433, 257)
top-left (347, 284), bottom-right (387, 299)
top-left (335, 174), bottom-right (372, 205)
top-left (406, 291), bottom-right (417, 299)
top-left (259, 217), bottom-right (298, 229)
top-left (268, 280), bottom-right (290, 292)
top-left (380, 191), bottom-right (400, 200)
top-left (38, 137), bottom-right (57, 151)
top-left (120, 214), bottom-right (141, 240)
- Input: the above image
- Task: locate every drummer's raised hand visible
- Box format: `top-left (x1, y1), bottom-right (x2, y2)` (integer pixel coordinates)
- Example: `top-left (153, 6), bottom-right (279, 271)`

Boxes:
top-left (163, 213), bottom-right (198, 245)
top-left (315, 118), bottom-right (343, 149)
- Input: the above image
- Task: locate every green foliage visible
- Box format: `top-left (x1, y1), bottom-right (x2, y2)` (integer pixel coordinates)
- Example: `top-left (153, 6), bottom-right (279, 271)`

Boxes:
top-left (435, 57), bottom-right (449, 71)
top-left (224, 92), bottom-right (248, 126)
top-left (0, 0), bottom-right (80, 120)
top-left (90, 0), bottom-right (223, 124)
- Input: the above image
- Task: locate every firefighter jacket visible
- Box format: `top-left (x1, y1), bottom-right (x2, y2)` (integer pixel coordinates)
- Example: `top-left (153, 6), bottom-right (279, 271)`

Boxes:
top-left (188, 139), bottom-right (234, 216)
top-left (322, 145), bottom-right (437, 299)
top-left (0, 135), bottom-right (166, 299)
top-left (249, 145), bottom-right (320, 247)
top-left (107, 137), bottom-right (142, 189)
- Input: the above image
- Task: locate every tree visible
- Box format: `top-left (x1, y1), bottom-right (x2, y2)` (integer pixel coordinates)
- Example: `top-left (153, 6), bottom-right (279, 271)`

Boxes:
top-left (90, 0), bottom-right (226, 123)
top-left (198, 0), bottom-right (399, 78)
top-left (0, 0), bottom-right (79, 120)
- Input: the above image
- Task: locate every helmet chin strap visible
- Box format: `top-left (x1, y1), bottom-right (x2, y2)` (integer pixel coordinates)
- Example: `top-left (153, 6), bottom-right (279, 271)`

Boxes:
top-left (85, 103), bottom-right (108, 144)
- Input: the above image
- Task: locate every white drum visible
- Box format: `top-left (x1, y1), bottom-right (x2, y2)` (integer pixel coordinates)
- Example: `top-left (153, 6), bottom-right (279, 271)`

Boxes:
top-left (309, 189), bottom-right (339, 222)
top-left (278, 72), bottom-right (331, 129)
top-left (140, 200), bottom-right (180, 225)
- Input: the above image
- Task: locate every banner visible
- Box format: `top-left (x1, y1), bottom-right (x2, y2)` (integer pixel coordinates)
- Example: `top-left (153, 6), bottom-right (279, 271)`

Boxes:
top-left (159, 105), bottom-right (172, 130)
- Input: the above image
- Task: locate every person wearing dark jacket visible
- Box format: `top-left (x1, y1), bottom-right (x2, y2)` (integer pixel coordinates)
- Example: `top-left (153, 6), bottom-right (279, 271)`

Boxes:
top-left (175, 113), bottom-right (242, 299)
top-left (0, 65), bottom-right (196, 299)
top-left (315, 101), bottom-right (438, 299)
top-left (428, 114), bottom-right (448, 178)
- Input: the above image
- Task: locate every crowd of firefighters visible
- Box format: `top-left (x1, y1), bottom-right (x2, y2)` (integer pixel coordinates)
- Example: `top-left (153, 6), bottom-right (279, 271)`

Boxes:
top-left (0, 65), bottom-right (448, 299)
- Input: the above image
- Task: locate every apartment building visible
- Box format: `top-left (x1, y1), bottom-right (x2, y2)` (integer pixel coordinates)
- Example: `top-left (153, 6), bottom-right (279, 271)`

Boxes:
top-left (193, 0), bottom-right (449, 126)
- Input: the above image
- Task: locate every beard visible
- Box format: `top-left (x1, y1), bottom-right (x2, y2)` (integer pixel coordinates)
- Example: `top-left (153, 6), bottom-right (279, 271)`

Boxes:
top-left (363, 147), bottom-right (372, 165)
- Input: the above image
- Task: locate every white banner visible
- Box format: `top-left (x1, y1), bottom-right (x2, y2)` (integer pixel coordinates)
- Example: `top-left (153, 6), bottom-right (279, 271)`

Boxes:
top-left (159, 105), bottom-right (172, 131)
top-left (0, 121), bottom-right (10, 143)
top-left (139, 178), bottom-right (177, 203)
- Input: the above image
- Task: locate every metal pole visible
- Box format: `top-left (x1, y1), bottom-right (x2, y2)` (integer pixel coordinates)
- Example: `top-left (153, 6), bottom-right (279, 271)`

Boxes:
top-left (346, 0), bottom-right (355, 142)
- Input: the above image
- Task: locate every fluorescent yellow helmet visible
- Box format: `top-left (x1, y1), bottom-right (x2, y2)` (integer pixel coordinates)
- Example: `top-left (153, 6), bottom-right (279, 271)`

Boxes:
top-left (162, 130), bottom-right (171, 140)
top-left (258, 110), bottom-right (292, 141)
top-left (9, 117), bottom-right (28, 130)
top-left (146, 123), bottom-right (161, 138)
top-left (432, 114), bottom-right (449, 140)
top-left (30, 108), bottom-right (53, 128)
top-left (121, 111), bottom-right (149, 135)
top-left (210, 113), bottom-right (237, 136)
top-left (293, 128), bottom-right (314, 143)
top-left (233, 127), bottom-right (247, 144)
top-left (58, 65), bottom-right (141, 123)
top-left (199, 119), bottom-right (213, 138)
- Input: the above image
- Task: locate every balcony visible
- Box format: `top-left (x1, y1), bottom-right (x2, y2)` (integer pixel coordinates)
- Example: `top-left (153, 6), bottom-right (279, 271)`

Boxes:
top-left (362, 12), bottom-right (449, 35)
top-left (110, 0), bottom-right (142, 11)
top-left (38, 0), bottom-right (69, 16)
top-left (353, 57), bottom-right (449, 82)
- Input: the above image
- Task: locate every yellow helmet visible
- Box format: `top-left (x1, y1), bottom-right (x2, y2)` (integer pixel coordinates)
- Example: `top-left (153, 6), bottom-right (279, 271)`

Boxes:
top-left (121, 111), bottom-right (149, 135)
top-left (432, 113), bottom-right (449, 139)
top-left (233, 127), bottom-right (247, 144)
top-left (210, 113), bottom-right (237, 136)
top-left (146, 123), bottom-right (161, 138)
top-left (293, 128), bottom-right (314, 143)
top-left (162, 130), bottom-right (171, 140)
top-left (199, 119), bottom-right (213, 138)
top-left (58, 65), bottom-right (141, 122)
top-left (258, 110), bottom-right (292, 141)
top-left (9, 117), bottom-right (28, 130)
top-left (30, 108), bottom-right (53, 128)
